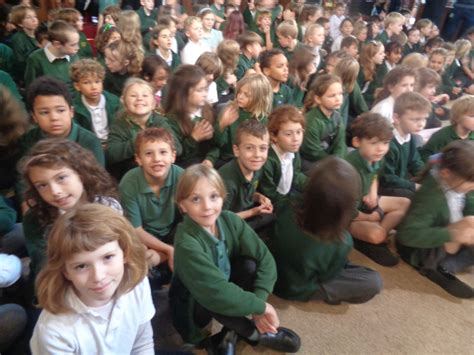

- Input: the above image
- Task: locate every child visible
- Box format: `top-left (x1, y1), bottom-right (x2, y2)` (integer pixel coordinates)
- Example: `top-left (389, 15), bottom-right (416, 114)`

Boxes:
top-left (375, 11), bottom-right (405, 45)
top-left (340, 36), bottom-right (359, 59)
top-left (94, 25), bottom-right (122, 64)
top-left (357, 40), bottom-right (386, 108)
top-left (199, 8), bottom-right (224, 51)
top-left (222, 9), bottom-right (245, 40)
top-left (415, 18), bottom-right (432, 46)
top-left (215, 73), bottom-right (273, 162)
top-left (196, 52), bottom-right (223, 105)
top-left (20, 139), bottom-right (120, 279)
top-left (107, 78), bottom-right (174, 178)
top-left (163, 65), bottom-right (218, 167)
top-left (331, 18), bottom-right (353, 52)
top-left (346, 113), bottom-right (410, 267)
top-left (219, 119), bottom-right (274, 231)
top-left (181, 17), bottom-right (210, 65)
top-left (303, 23), bottom-right (325, 71)
top-left (329, 2), bottom-right (346, 41)
top-left (140, 56), bottom-right (170, 109)
top-left (24, 20), bottom-right (79, 97)
top-left (9, 5), bottom-right (39, 82)
top-left (401, 52), bottom-right (428, 70)
top-left (397, 141), bottom-right (474, 299)
top-left (149, 25), bottom-right (181, 71)
top-left (254, 9), bottom-right (275, 50)
top-left (353, 20), bottom-right (368, 49)
top-left (259, 49), bottom-right (292, 108)
top-left (119, 127), bottom-right (182, 271)
top-left (299, 4), bottom-right (323, 36)
top-left (271, 156), bottom-right (383, 304)
top-left (216, 39), bottom-right (240, 101)
top-left (419, 95), bottom-right (474, 162)
top-left (259, 105), bottom-right (307, 205)
top-left (20, 76), bottom-right (104, 166)
top-left (287, 45), bottom-right (316, 108)
top-left (169, 164), bottom-right (301, 353)
top-left (56, 8), bottom-right (93, 59)
top-left (235, 31), bottom-right (263, 80)
top-left (380, 92), bottom-right (431, 198)
top-left (371, 66), bottom-right (416, 124)
top-left (276, 20), bottom-right (300, 60)
top-left (136, 0), bottom-right (158, 37)
top-left (300, 74), bottom-right (346, 169)
top-left (117, 10), bottom-right (143, 52)
top-left (403, 27), bottom-right (421, 56)
top-left (210, 0), bottom-right (226, 28)
top-left (30, 203), bottom-right (155, 353)
top-left (384, 41), bottom-right (403, 71)
top-left (104, 40), bottom-right (144, 97)
top-left (70, 59), bottom-right (121, 143)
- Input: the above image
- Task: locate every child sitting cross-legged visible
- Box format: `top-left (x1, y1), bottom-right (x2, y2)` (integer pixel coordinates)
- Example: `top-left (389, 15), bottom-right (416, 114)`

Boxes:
top-left (346, 113), bottom-right (411, 267)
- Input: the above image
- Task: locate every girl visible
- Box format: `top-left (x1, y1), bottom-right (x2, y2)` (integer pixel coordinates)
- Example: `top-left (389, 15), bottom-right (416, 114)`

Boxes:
top-left (397, 141), bottom-right (474, 299)
top-left (287, 45), bottom-right (316, 108)
top-left (222, 10), bottom-right (245, 40)
top-left (20, 139), bottom-right (122, 279)
top-left (163, 65), bottom-right (218, 168)
top-left (331, 18), bottom-right (354, 52)
top-left (298, 4), bottom-right (323, 36)
top-left (108, 78), bottom-right (175, 178)
top-left (149, 24), bottom-right (181, 71)
top-left (140, 56), bottom-right (171, 109)
top-left (452, 39), bottom-right (473, 93)
top-left (104, 40), bottom-right (144, 96)
top-left (271, 157), bottom-right (382, 304)
top-left (199, 8), bottom-right (224, 51)
top-left (30, 203), bottom-right (155, 353)
top-left (94, 25), bottom-right (122, 64)
top-left (169, 164), bottom-right (301, 353)
top-left (357, 40), bottom-right (386, 108)
top-left (403, 27), bottom-right (421, 56)
top-left (196, 52), bottom-right (223, 105)
top-left (56, 8), bottom-right (93, 58)
top-left (353, 20), bottom-right (368, 49)
top-left (215, 73), bottom-right (273, 163)
top-left (384, 41), bottom-right (403, 71)
top-left (216, 39), bottom-right (240, 102)
top-left (300, 74), bottom-right (346, 169)
top-left (117, 10), bottom-right (143, 52)
top-left (303, 23), bottom-right (325, 72)
top-left (259, 49), bottom-right (292, 108)
top-left (415, 67), bottom-right (448, 128)
top-left (372, 66), bottom-right (416, 124)
top-left (401, 52), bottom-right (428, 70)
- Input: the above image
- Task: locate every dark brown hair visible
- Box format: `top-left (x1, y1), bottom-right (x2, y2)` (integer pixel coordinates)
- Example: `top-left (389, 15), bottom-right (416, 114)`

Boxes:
top-left (235, 119), bottom-right (269, 145)
top-left (350, 112), bottom-right (393, 141)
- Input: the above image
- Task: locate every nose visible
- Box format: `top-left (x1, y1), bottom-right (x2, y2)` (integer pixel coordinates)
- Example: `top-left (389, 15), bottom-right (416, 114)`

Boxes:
top-left (49, 182), bottom-right (62, 196)
top-left (91, 264), bottom-right (106, 283)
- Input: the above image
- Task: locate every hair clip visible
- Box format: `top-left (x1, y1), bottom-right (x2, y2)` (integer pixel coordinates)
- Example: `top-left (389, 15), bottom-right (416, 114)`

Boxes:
top-left (103, 23), bottom-right (113, 33)
top-left (428, 152), bottom-right (442, 165)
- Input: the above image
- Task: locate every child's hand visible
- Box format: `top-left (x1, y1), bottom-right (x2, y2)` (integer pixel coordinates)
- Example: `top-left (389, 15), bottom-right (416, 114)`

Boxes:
top-left (191, 120), bottom-right (214, 142)
top-left (434, 107), bottom-right (445, 116)
top-left (225, 73), bottom-right (237, 87)
top-left (449, 216), bottom-right (474, 245)
top-left (262, 24), bottom-right (270, 34)
top-left (432, 94), bottom-right (449, 104)
top-left (201, 159), bottom-right (213, 168)
top-left (452, 87), bottom-right (462, 95)
top-left (166, 247), bottom-right (175, 272)
top-left (218, 104), bottom-right (239, 130)
top-left (253, 303), bottom-right (279, 334)
top-left (362, 194), bottom-right (378, 209)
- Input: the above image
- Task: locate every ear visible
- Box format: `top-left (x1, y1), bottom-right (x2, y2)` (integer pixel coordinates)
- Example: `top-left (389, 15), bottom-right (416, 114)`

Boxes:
top-left (313, 94), bottom-right (322, 106)
top-left (135, 153), bottom-right (142, 166)
top-left (171, 150), bottom-right (176, 164)
top-left (270, 132), bottom-right (277, 143)
top-left (352, 136), bottom-right (361, 148)
top-left (262, 66), bottom-right (270, 77)
top-left (63, 269), bottom-right (72, 282)
top-left (69, 105), bottom-right (74, 119)
top-left (392, 113), bottom-right (401, 125)
top-left (178, 201), bottom-right (187, 214)
top-left (122, 59), bottom-right (130, 67)
top-left (73, 82), bottom-right (81, 92)
top-left (232, 144), bottom-right (240, 158)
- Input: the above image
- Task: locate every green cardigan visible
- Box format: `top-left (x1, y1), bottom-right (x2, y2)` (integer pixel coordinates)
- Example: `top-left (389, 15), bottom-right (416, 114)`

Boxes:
top-left (10, 30), bottom-right (39, 80)
top-left (357, 63), bottom-right (386, 108)
top-left (170, 211), bottom-right (277, 344)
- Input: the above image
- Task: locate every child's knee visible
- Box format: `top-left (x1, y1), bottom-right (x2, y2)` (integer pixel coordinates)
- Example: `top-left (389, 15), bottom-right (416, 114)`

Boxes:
top-left (367, 226), bottom-right (387, 244)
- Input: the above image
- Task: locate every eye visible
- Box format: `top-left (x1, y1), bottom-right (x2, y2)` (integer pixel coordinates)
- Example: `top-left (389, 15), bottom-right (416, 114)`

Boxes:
top-left (210, 192), bottom-right (220, 201)
top-left (104, 254), bottom-right (115, 261)
top-left (191, 196), bottom-right (200, 203)
top-left (74, 263), bottom-right (87, 271)
top-left (57, 174), bottom-right (69, 182)
top-left (34, 183), bottom-right (47, 190)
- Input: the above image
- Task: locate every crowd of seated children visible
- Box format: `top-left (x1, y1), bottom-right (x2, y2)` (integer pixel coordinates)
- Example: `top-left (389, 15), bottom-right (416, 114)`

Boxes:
top-left (1, 0), bottom-right (474, 353)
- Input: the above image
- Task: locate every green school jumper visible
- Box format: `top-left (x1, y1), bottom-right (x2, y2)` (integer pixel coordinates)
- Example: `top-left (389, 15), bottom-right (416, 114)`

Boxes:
top-left (210, 4), bottom-right (225, 19)
top-left (357, 64), bottom-right (386, 108)
top-left (0, 43), bottom-right (14, 76)
top-left (22, 210), bottom-right (48, 279)
top-left (403, 43), bottom-right (421, 56)
top-left (73, 91), bottom-right (121, 134)
top-left (375, 30), bottom-right (390, 45)
top-left (235, 54), bottom-right (255, 80)
top-left (78, 32), bottom-right (93, 58)
top-left (104, 70), bottom-right (129, 97)
top-left (10, 30), bottom-right (39, 80)
top-left (396, 174), bottom-right (474, 268)
top-left (272, 83), bottom-right (293, 109)
top-left (169, 211), bottom-right (277, 344)
top-left (0, 70), bottom-right (22, 102)
top-left (259, 146), bottom-right (307, 205)
top-left (0, 196), bottom-right (16, 234)
top-left (380, 136), bottom-right (424, 192)
top-left (136, 7), bottom-right (158, 35)
top-left (271, 196), bottom-right (353, 301)
top-left (19, 122), bottom-right (105, 166)
top-left (338, 83), bottom-right (369, 127)
top-left (300, 107), bottom-right (347, 162)
top-left (119, 164), bottom-right (183, 239)
top-left (218, 158), bottom-right (261, 212)
top-left (418, 125), bottom-right (474, 162)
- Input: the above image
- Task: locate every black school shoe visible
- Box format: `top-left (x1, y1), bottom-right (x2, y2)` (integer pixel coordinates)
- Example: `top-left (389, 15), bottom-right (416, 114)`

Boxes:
top-left (353, 239), bottom-right (399, 267)
top-left (256, 327), bottom-right (301, 353)
top-left (420, 266), bottom-right (474, 299)
top-left (201, 328), bottom-right (239, 355)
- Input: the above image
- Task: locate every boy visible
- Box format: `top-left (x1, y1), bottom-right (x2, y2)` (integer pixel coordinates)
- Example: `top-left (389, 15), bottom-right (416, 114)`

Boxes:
top-left (376, 12), bottom-right (405, 45)
top-left (347, 113), bottom-right (411, 267)
top-left (254, 9), bottom-right (275, 50)
top-left (70, 59), bottom-right (121, 143)
top-left (428, 48), bottom-right (463, 99)
top-left (180, 17), bottom-right (210, 65)
top-left (415, 18), bottom-right (433, 46)
top-left (119, 128), bottom-right (183, 272)
top-left (276, 20), bottom-right (301, 60)
top-left (136, 0), bottom-right (158, 36)
top-left (419, 95), bottom-right (474, 162)
top-left (218, 120), bottom-right (275, 232)
top-left (403, 27), bottom-right (422, 56)
top-left (259, 105), bottom-right (307, 205)
top-left (19, 76), bottom-right (104, 165)
top-left (235, 31), bottom-right (263, 80)
top-left (259, 49), bottom-right (293, 108)
top-left (329, 2), bottom-right (346, 41)
top-left (380, 92), bottom-right (431, 198)
top-left (303, 23), bottom-right (326, 70)
top-left (340, 36), bottom-right (359, 58)
top-left (24, 20), bottom-right (79, 97)
top-left (210, 0), bottom-right (225, 29)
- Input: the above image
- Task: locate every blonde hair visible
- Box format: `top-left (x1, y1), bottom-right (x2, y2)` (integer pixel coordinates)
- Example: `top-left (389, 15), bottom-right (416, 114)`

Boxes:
top-left (105, 40), bottom-right (144, 76)
top-left (353, 20), bottom-right (367, 37)
top-left (217, 39), bottom-right (240, 73)
top-left (117, 10), bottom-right (143, 50)
top-left (276, 20), bottom-right (298, 39)
top-left (454, 39), bottom-right (471, 59)
top-left (235, 74), bottom-right (273, 119)
top-left (450, 95), bottom-right (474, 126)
top-left (333, 56), bottom-right (359, 93)
top-left (304, 23), bottom-right (324, 43)
top-left (176, 165), bottom-right (226, 204)
top-left (184, 16), bottom-right (201, 32)
top-left (401, 52), bottom-right (428, 69)
top-left (384, 12), bottom-right (405, 29)
top-left (121, 77), bottom-right (154, 103)
top-left (35, 203), bottom-right (148, 314)
top-left (9, 5), bottom-right (36, 26)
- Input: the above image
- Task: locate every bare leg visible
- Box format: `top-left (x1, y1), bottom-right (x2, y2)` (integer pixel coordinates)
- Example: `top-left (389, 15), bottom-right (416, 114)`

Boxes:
top-left (378, 196), bottom-right (410, 232)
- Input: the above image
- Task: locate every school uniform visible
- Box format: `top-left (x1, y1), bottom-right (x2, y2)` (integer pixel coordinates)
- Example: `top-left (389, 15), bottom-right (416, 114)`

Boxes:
top-left (371, 96), bottom-right (395, 124)
top-left (210, 4), bottom-right (225, 20)
top-left (403, 43), bottom-right (421, 56)
top-left (136, 7), bottom-right (158, 35)
top-left (338, 83), bottom-right (368, 127)
top-left (375, 30), bottom-right (390, 45)
top-left (104, 70), bottom-right (129, 97)
top-left (0, 43), bottom-right (14, 75)
top-left (271, 197), bottom-right (382, 303)
top-left (272, 83), bottom-right (293, 109)
top-left (300, 107), bottom-right (347, 164)
top-left (77, 32), bottom-right (93, 59)
top-left (357, 63), bottom-right (387, 108)
top-left (156, 49), bottom-right (181, 71)
top-left (169, 211), bottom-right (277, 344)
top-left (259, 145), bottom-right (307, 205)
top-left (10, 30), bottom-right (39, 81)
top-left (0, 70), bottom-right (22, 102)
top-left (287, 79), bottom-right (305, 109)
top-left (181, 40), bottom-right (210, 65)
top-left (418, 125), bottom-right (474, 162)
top-left (235, 54), bottom-right (255, 80)
top-left (202, 29), bottom-right (224, 52)
top-left (119, 165), bottom-right (183, 240)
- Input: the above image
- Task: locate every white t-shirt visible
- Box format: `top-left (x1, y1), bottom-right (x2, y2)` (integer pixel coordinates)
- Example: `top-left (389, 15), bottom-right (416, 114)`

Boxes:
top-left (181, 40), bottom-right (210, 65)
top-left (30, 278), bottom-right (155, 354)
top-left (371, 96), bottom-right (395, 124)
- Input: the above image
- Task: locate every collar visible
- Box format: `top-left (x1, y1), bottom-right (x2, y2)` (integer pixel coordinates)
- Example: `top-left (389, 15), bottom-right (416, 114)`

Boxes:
top-left (190, 108), bottom-right (202, 121)
top-left (393, 128), bottom-right (411, 145)
top-left (44, 43), bottom-right (70, 63)
top-left (81, 94), bottom-right (106, 110)
top-left (271, 144), bottom-right (295, 162)
top-left (137, 165), bottom-right (174, 194)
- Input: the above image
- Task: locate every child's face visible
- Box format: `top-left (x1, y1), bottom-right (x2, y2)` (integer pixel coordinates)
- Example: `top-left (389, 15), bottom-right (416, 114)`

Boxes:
top-left (104, 48), bottom-right (128, 73)
top-left (236, 84), bottom-right (251, 110)
top-left (419, 83), bottom-right (437, 100)
top-left (334, 6), bottom-right (345, 17)
top-left (307, 27), bottom-right (325, 46)
top-left (386, 49), bottom-right (402, 64)
top-left (408, 29), bottom-right (420, 44)
top-left (76, 15), bottom-right (84, 31)
top-left (420, 25), bottom-right (432, 37)
top-left (74, 74), bottom-right (104, 104)
top-left (371, 22), bottom-right (380, 37)
top-left (123, 84), bottom-right (156, 117)
top-left (394, 109), bottom-right (428, 136)
top-left (54, 32), bottom-right (80, 56)
top-left (314, 82), bottom-right (343, 111)
top-left (263, 54), bottom-right (289, 83)
top-left (21, 10), bottom-right (39, 32)
top-left (156, 28), bottom-right (172, 50)
top-left (353, 136), bottom-right (390, 164)
top-left (136, 140), bottom-right (176, 181)
top-left (458, 113), bottom-right (474, 132)
top-left (186, 20), bottom-right (203, 42)
top-left (63, 240), bottom-right (125, 307)
top-left (257, 15), bottom-right (271, 29)
top-left (29, 165), bottom-right (85, 211)
top-left (440, 170), bottom-right (474, 193)
top-left (283, 9), bottom-right (295, 21)
top-left (389, 75), bottom-right (415, 98)
top-left (373, 45), bottom-right (386, 64)
top-left (32, 95), bottom-right (73, 138)
top-left (104, 14), bottom-right (115, 26)
top-left (188, 78), bottom-right (209, 109)
top-left (272, 121), bottom-right (304, 153)
top-left (141, 0), bottom-right (155, 11)
top-left (277, 34), bottom-right (292, 48)
top-left (151, 67), bottom-right (169, 92)
top-left (445, 50), bottom-right (455, 65)
top-left (201, 13), bottom-right (215, 31)
top-left (233, 132), bottom-right (270, 172)
top-left (340, 21), bottom-right (353, 36)
top-left (168, 21), bottom-right (177, 36)
top-left (429, 25), bottom-right (439, 38)
top-left (428, 54), bottom-right (445, 73)
top-left (356, 29), bottom-right (368, 43)
top-left (324, 57), bottom-right (339, 74)
top-left (389, 20), bottom-right (404, 35)
top-left (345, 44), bottom-right (359, 58)
top-left (247, 42), bottom-right (263, 58)
top-left (179, 177), bottom-right (224, 229)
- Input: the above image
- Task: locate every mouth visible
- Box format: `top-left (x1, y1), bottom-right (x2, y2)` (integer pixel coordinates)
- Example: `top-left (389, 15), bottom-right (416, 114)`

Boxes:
top-left (55, 195), bottom-right (72, 206)
top-left (90, 281), bottom-right (111, 293)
